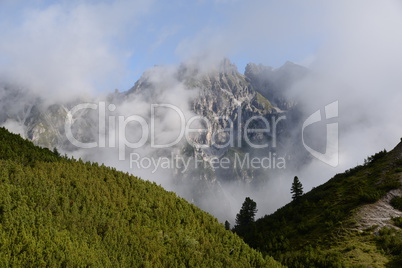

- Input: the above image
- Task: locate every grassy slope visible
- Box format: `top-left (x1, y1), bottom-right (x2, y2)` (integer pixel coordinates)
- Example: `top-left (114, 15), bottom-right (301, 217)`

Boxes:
top-left (249, 141), bottom-right (402, 267)
top-left (0, 127), bottom-right (282, 267)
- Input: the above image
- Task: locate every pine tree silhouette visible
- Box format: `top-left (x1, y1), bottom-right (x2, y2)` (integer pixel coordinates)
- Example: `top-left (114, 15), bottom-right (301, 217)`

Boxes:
top-left (291, 176), bottom-right (303, 201)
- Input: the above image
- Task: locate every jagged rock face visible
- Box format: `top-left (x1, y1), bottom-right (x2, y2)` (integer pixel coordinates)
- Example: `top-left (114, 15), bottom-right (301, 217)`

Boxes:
top-left (179, 60), bottom-right (280, 158)
top-left (187, 62), bottom-right (255, 148)
top-left (1, 59), bottom-right (308, 171)
top-left (0, 84), bottom-right (96, 150)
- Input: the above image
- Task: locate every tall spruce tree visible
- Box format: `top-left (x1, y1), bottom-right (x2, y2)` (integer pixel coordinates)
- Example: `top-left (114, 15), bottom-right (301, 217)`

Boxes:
top-left (235, 197), bottom-right (257, 227)
top-left (291, 176), bottom-right (303, 201)
top-left (234, 197), bottom-right (258, 243)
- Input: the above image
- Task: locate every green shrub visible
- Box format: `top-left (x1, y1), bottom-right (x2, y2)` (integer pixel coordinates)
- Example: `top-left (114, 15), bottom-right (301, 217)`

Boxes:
top-left (364, 150), bottom-right (387, 166)
top-left (393, 217), bottom-right (402, 228)
top-left (358, 190), bottom-right (381, 203)
top-left (391, 196), bottom-right (402, 211)
top-left (377, 228), bottom-right (402, 255)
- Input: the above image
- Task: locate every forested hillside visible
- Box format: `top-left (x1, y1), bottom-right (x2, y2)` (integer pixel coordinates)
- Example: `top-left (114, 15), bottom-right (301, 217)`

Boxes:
top-left (239, 141), bottom-right (402, 267)
top-left (0, 127), bottom-right (281, 267)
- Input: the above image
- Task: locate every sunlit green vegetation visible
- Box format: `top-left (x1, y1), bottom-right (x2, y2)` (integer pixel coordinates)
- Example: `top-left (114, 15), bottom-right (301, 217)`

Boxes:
top-left (0, 127), bottom-right (281, 267)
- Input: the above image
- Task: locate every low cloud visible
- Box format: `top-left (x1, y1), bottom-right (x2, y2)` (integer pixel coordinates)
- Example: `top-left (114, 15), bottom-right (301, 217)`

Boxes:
top-left (2, 0), bottom-right (402, 223)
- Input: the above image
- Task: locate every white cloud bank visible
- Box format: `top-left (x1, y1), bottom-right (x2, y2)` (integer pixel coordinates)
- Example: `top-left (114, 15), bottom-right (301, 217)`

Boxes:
top-left (1, 0), bottom-right (402, 221)
top-left (0, 0), bottom-right (153, 102)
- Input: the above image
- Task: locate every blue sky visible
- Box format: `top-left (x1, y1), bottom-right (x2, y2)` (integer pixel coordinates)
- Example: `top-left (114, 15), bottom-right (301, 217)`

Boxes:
top-left (127, 0), bottom-right (323, 73)
top-left (0, 0), bottom-right (326, 95)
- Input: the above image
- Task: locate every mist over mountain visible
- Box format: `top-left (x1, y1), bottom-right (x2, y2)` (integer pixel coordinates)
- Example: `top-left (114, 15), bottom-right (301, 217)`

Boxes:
top-left (2, 34), bottom-right (402, 226)
top-left (2, 1), bottom-right (402, 266)
top-left (0, 59), bottom-right (314, 222)
top-left (1, 1), bottom-right (402, 226)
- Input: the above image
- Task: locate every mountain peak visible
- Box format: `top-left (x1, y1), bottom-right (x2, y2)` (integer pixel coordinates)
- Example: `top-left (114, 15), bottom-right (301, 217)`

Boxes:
top-left (217, 58), bottom-right (238, 73)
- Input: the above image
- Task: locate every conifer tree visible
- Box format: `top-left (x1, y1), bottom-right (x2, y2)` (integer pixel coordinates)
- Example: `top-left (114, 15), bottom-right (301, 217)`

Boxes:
top-left (225, 220), bottom-right (231, 231)
top-left (234, 197), bottom-right (258, 243)
top-left (235, 197), bottom-right (257, 227)
top-left (235, 197), bottom-right (257, 234)
top-left (291, 176), bottom-right (303, 201)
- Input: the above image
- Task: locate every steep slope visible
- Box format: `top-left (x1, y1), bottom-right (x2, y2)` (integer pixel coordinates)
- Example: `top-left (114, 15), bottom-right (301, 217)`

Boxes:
top-left (0, 127), bottom-right (282, 267)
top-left (240, 140), bottom-right (402, 267)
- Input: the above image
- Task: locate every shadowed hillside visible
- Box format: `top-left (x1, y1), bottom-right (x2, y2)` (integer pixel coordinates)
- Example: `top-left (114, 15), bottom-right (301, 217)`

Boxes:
top-left (239, 139), bottom-right (402, 267)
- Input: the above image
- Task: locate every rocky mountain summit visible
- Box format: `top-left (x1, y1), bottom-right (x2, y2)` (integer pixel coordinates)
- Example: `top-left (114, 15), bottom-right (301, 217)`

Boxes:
top-left (127, 58), bottom-right (306, 162)
top-left (0, 59), bottom-right (309, 219)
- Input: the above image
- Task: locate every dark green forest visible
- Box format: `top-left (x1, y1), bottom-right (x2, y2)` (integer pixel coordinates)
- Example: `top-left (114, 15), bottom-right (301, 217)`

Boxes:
top-left (235, 143), bottom-right (402, 267)
top-left (0, 127), bottom-right (282, 267)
